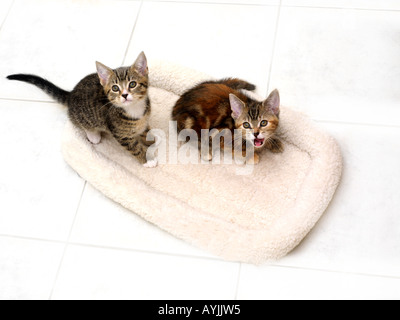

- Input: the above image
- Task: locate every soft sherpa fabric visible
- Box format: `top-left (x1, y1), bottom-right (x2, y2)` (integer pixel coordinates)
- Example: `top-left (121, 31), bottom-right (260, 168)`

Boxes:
top-left (61, 61), bottom-right (343, 264)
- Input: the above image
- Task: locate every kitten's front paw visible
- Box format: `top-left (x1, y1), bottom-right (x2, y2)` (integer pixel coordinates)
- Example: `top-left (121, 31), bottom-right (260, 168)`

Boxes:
top-left (143, 159), bottom-right (158, 168)
top-left (201, 152), bottom-right (213, 162)
top-left (247, 153), bottom-right (260, 165)
top-left (85, 130), bottom-right (102, 145)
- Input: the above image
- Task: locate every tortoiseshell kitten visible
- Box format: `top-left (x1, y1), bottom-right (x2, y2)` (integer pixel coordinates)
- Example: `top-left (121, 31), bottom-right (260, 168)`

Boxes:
top-left (7, 52), bottom-right (157, 167)
top-left (172, 78), bottom-right (283, 164)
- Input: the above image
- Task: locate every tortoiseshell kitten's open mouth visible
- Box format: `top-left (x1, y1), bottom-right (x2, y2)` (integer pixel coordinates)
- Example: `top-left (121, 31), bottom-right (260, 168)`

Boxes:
top-left (254, 137), bottom-right (265, 148)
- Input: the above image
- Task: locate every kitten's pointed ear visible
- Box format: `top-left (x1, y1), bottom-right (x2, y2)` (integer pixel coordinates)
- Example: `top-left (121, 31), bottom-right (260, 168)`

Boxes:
top-left (263, 89), bottom-right (280, 116)
top-left (229, 94), bottom-right (246, 119)
top-left (131, 51), bottom-right (148, 76)
top-left (96, 61), bottom-right (113, 87)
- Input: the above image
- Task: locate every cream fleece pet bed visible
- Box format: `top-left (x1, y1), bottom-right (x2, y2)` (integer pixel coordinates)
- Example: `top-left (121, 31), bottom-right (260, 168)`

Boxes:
top-left (61, 61), bottom-right (342, 264)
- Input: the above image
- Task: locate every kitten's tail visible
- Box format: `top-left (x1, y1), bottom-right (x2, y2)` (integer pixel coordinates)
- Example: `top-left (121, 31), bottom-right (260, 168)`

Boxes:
top-left (6, 74), bottom-right (70, 105)
top-left (218, 78), bottom-right (257, 91)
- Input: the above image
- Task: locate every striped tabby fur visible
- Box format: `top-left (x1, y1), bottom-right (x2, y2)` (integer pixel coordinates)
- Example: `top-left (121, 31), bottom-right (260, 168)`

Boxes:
top-left (7, 52), bottom-right (155, 166)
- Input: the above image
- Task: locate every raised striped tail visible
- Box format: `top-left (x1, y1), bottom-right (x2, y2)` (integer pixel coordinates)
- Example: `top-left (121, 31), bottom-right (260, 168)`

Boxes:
top-left (7, 74), bottom-right (70, 105)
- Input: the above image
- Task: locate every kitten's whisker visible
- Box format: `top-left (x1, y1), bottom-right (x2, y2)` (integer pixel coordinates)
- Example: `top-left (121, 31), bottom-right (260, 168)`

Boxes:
top-left (97, 101), bottom-right (113, 112)
top-left (266, 136), bottom-right (281, 151)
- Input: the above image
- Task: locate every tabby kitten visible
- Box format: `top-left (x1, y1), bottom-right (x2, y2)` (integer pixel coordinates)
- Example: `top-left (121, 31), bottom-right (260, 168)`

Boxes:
top-left (7, 52), bottom-right (157, 167)
top-left (172, 78), bottom-right (283, 164)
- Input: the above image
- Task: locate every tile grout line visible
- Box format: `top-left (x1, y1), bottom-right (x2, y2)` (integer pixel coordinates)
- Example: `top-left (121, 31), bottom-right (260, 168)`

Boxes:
top-left (270, 263), bottom-right (400, 281)
top-left (281, 4), bottom-right (400, 13)
top-left (0, 97), bottom-right (55, 104)
top-left (67, 240), bottom-right (228, 264)
top-left (48, 181), bottom-right (87, 300)
top-left (265, 0), bottom-right (282, 94)
top-left (234, 263), bottom-right (242, 300)
top-left (0, 0), bottom-right (15, 35)
top-left (0, 232), bottom-right (228, 264)
top-left (0, 233), bottom-right (66, 246)
top-left (142, 0), bottom-right (280, 8)
top-left (2, 232), bottom-right (400, 281)
top-left (122, 0), bottom-right (144, 65)
top-left (125, 0), bottom-right (400, 11)
top-left (65, 181), bottom-right (88, 243)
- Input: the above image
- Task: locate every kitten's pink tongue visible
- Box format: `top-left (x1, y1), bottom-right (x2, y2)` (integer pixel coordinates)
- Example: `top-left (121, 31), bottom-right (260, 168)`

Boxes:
top-left (255, 138), bottom-right (264, 147)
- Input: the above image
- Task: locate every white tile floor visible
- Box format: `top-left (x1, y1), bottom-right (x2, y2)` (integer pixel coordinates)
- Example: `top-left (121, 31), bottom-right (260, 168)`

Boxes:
top-left (0, 0), bottom-right (399, 300)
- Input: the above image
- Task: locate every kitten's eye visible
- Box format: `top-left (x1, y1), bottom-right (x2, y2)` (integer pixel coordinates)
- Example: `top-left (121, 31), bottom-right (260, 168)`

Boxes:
top-left (243, 122), bottom-right (251, 129)
top-left (260, 120), bottom-right (269, 127)
top-left (129, 81), bottom-right (137, 89)
top-left (112, 85), bottom-right (120, 92)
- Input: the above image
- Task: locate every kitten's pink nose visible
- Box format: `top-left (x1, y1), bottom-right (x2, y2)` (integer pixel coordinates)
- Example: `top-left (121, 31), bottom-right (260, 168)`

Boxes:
top-left (122, 94), bottom-right (128, 100)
